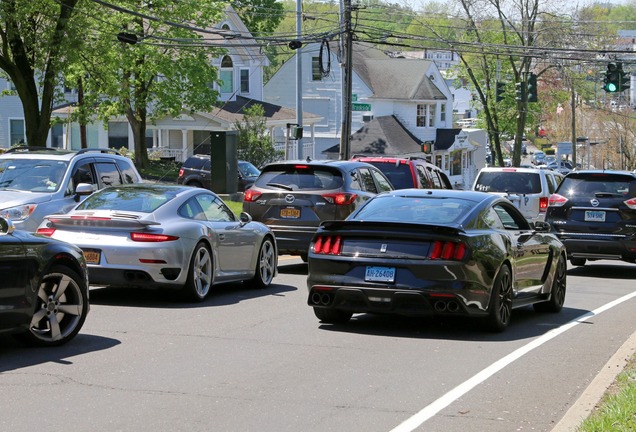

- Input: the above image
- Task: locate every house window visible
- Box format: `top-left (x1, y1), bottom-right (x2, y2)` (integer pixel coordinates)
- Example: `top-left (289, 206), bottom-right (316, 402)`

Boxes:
top-left (9, 119), bottom-right (25, 145)
top-left (451, 150), bottom-right (462, 176)
top-left (428, 104), bottom-right (436, 127)
top-left (416, 104), bottom-right (426, 127)
top-left (220, 55), bottom-right (233, 93)
top-left (240, 69), bottom-right (249, 93)
top-left (312, 57), bottom-right (322, 81)
top-left (440, 104), bottom-right (446, 123)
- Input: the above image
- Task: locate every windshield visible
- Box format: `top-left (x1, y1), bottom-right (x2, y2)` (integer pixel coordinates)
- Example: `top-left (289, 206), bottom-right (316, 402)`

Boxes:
top-left (0, 159), bottom-right (68, 192)
top-left (365, 162), bottom-right (414, 189)
top-left (474, 171), bottom-right (542, 194)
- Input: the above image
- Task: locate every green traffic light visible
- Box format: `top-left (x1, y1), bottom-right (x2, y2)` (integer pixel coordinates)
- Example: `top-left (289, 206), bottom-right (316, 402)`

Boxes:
top-left (606, 82), bottom-right (618, 92)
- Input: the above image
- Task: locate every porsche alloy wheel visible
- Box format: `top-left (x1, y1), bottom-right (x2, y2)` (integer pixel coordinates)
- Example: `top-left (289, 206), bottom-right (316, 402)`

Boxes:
top-left (184, 242), bottom-right (213, 302)
top-left (485, 265), bottom-right (513, 332)
top-left (17, 266), bottom-right (88, 347)
top-left (252, 237), bottom-right (276, 289)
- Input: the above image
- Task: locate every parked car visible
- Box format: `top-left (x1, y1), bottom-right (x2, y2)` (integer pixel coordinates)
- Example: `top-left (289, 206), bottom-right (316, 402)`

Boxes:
top-left (242, 159), bottom-right (394, 260)
top-left (177, 154), bottom-right (260, 192)
top-left (532, 151), bottom-right (546, 165)
top-left (37, 184), bottom-right (277, 301)
top-left (306, 189), bottom-right (567, 332)
top-left (350, 156), bottom-right (453, 190)
top-left (0, 146), bottom-right (142, 232)
top-left (546, 160), bottom-right (573, 175)
top-left (472, 167), bottom-right (564, 222)
top-left (0, 216), bottom-right (89, 346)
top-left (546, 170), bottom-right (636, 266)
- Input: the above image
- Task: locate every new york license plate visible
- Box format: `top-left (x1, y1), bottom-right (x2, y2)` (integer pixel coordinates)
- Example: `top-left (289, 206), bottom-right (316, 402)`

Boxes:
top-left (82, 249), bottom-right (101, 264)
top-left (280, 207), bottom-right (300, 218)
top-left (365, 266), bottom-right (395, 283)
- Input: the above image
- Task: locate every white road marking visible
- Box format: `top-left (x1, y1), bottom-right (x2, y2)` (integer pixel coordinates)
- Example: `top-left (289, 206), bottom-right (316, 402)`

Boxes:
top-left (390, 291), bottom-right (636, 432)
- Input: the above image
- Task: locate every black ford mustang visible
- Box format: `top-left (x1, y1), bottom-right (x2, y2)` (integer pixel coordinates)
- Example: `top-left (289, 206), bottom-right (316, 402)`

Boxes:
top-left (0, 216), bottom-right (89, 346)
top-left (306, 189), bottom-right (567, 332)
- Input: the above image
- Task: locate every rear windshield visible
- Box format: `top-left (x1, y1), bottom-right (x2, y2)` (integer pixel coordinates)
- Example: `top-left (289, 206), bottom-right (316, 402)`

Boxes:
top-left (183, 157), bottom-right (207, 170)
top-left (76, 186), bottom-right (178, 212)
top-left (255, 166), bottom-right (344, 190)
top-left (365, 162), bottom-right (413, 189)
top-left (474, 171), bottom-right (541, 194)
top-left (354, 195), bottom-right (470, 224)
top-left (557, 174), bottom-right (636, 197)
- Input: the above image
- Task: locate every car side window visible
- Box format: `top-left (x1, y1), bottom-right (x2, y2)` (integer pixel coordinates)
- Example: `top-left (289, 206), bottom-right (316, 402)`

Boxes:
top-left (482, 207), bottom-right (505, 230)
top-left (371, 169), bottom-right (393, 192)
top-left (546, 174), bottom-right (557, 194)
top-left (116, 160), bottom-right (139, 184)
top-left (71, 161), bottom-right (97, 192)
top-left (196, 194), bottom-right (235, 222)
top-left (358, 168), bottom-right (378, 193)
top-left (94, 162), bottom-right (123, 187)
top-left (416, 165), bottom-right (432, 188)
top-left (427, 167), bottom-right (443, 188)
top-left (493, 204), bottom-right (521, 230)
top-left (179, 197), bottom-right (207, 220)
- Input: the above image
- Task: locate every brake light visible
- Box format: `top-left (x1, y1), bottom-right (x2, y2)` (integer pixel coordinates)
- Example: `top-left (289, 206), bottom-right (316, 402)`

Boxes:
top-left (322, 193), bottom-right (357, 205)
top-left (625, 197), bottom-right (636, 210)
top-left (429, 240), bottom-right (466, 260)
top-left (539, 196), bottom-right (549, 212)
top-left (130, 232), bottom-right (179, 242)
top-left (294, 165), bottom-right (309, 169)
top-left (312, 235), bottom-right (342, 255)
top-left (548, 194), bottom-right (568, 207)
top-left (36, 227), bottom-right (56, 237)
top-left (178, 168), bottom-right (184, 177)
top-left (244, 189), bottom-right (262, 202)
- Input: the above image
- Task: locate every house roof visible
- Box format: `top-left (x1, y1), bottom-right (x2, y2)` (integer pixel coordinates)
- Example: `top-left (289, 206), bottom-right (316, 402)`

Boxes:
top-left (361, 59), bottom-right (446, 100)
top-left (323, 115), bottom-right (424, 156)
top-left (434, 128), bottom-right (462, 150)
top-left (205, 96), bottom-right (321, 126)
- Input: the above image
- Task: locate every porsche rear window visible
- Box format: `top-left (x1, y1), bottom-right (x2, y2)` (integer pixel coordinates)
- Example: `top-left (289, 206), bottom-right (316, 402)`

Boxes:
top-left (76, 187), bottom-right (178, 212)
top-left (474, 172), bottom-right (541, 194)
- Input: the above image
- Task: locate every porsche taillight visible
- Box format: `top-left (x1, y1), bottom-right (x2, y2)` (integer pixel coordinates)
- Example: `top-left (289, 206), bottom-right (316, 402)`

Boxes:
top-left (312, 235), bottom-right (342, 255)
top-left (130, 232), bottom-right (179, 242)
top-left (429, 241), bottom-right (466, 260)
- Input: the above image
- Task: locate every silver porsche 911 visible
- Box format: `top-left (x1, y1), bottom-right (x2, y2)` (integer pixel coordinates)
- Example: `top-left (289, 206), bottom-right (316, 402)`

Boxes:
top-left (36, 184), bottom-right (277, 302)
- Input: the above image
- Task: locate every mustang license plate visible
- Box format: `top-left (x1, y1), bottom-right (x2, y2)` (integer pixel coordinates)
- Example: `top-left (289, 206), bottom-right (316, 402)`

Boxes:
top-left (584, 210), bottom-right (606, 222)
top-left (82, 249), bottom-right (101, 264)
top-left (365, 266), bottom-right (396, 283)
top-left (280, 207), bottom-right (300, 218)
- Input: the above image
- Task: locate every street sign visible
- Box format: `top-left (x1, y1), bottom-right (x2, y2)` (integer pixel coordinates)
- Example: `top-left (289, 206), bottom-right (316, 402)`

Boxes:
top-left (557, 141), bottom-right (573, 155)
top-left (352, 102), bottom-right (371, 111)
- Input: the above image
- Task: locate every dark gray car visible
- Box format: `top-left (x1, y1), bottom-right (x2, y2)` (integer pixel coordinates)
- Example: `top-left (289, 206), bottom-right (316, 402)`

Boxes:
top-left (242, 160), bottom-right (394, 260)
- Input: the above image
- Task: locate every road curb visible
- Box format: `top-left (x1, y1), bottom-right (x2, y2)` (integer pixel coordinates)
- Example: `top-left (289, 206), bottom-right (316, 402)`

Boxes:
top-left (551, 330), bottom-right (636, 431)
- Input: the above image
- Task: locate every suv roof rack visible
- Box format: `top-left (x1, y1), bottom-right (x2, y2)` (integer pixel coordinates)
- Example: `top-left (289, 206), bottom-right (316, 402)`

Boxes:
top-left (5, 146), bottom-right (60, 153)
top-left (75, 148), bottom-right (122, 156)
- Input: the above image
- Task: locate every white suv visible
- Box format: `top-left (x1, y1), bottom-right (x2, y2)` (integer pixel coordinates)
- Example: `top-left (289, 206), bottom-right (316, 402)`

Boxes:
top-left (0, 147), bottom-right (142, 231)
top-left (472, 167), bottom-right (564, 222)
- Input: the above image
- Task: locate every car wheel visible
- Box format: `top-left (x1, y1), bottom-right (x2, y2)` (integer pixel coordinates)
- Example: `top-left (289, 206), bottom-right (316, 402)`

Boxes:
top-left (534, 254), bottom-right (567, 313)
top-left (187, 181), bottom-right (203, 188)
top-left (313, 307), bottom-right (352, 324)
top-left (570, 258), bottom-right (586, 266)
top-left (16, 265), bottom-right (88, 347)
top-left (183, 242), bottom-right (213, 302)
top-left (485, 265), bottom-right (513, 332)
top-left (251, 237), bottom-right (276, 289)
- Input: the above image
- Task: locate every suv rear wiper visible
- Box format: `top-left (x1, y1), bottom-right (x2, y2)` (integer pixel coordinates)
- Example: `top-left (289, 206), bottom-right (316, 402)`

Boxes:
top-left (266, 182), bottom-right (294, 191)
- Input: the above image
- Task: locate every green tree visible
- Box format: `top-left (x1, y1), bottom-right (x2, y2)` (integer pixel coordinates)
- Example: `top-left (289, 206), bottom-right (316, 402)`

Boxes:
top-left (73, 0), bottom-right (225, 168)
top-left (0, 0), bottom-right (83, 147)
top-left (234, 104), bottom-right (282, 167)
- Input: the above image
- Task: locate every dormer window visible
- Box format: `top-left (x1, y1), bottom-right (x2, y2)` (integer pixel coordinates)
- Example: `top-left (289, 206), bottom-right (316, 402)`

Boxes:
top-left (220, 55), bottom-right (233, 93)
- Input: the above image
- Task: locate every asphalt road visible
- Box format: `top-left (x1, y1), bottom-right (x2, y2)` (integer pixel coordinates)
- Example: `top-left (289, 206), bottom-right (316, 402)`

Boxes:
top-left (1, 256), bottom-right (635, 432)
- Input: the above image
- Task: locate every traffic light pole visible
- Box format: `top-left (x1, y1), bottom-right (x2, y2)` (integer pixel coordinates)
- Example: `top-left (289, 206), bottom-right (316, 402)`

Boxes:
top-left (339, 0), bottom-right (353, 160)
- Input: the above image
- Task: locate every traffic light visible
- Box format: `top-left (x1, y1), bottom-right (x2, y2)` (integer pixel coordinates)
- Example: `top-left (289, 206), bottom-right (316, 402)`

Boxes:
top-left (288, 40), bottom-right (302, 50)
top-left (515, 81), bottom-right (526, 101)
top-left (495, 81), bottom-right (505, 102)
top-left (619, 64), bottom-right (630, 92)
top-left (603, 62), bottom-right (620, 93)
top-left (527, 73), bottom-right (538, 102)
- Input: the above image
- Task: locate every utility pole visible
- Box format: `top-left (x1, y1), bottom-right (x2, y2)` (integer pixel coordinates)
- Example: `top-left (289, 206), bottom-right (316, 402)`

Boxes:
top-left (339, 0), bottom-right (353, 160)
top-left (295, 0), bottom-right (303, 160)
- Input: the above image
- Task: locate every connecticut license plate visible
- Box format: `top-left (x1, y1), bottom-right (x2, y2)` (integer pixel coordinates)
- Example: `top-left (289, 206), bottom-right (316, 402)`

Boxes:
top-left (584, 210), bottom-right (606, 222)
top-left (280, 207), bottom-right (300, 218)
top-left (82, 249), bottom-right (101, 264)
top-left (365, 266), bottom-right (396, 283)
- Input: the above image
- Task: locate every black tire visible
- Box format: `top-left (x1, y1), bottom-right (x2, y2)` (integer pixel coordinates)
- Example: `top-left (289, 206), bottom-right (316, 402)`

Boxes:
top-left (187, 181), bottom-right (203, 188)
top-left (534, 254), bottom-right (567, 313)
top-left (183, 242), bottom-right (213, 302)
top-left (250, 237), bottom-right (276, 289)
top-left (570, 258), bottom-right (586, 266)
top-left (15, 265), bottom-right (88, 347)
top-left (299, 253), bottom-right (308, 263)
top-left (313, 307), bottom-right (352, 324)
top-left (484, 265), bottom-right (513, 332)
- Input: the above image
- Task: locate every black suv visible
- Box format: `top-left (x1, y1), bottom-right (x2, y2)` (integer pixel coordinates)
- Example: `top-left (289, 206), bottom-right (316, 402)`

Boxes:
top-left (177, 154), bottom-right (260, 192)
top-left (351, 156), bottom-right (453, 190)
top-left (546, 170), bottom-right (636, 266)
top-left (243, 160), bottom-right (394, 259)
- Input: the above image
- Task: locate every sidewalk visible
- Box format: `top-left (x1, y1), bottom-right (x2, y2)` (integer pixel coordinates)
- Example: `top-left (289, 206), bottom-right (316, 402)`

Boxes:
top-left (551, 330), bottom-right (636, 431)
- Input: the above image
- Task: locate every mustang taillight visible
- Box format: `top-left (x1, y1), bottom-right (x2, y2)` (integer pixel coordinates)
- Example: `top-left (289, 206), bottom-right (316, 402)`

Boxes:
top-left (625, 197), bottom-right (636, 210)
top-left (130, 232), bottom-right (179, 242)
top-left (312, 235), bottom-right (342, 255)
top-left (36, 227), bottom-right (56, 237)
top-left (244, 189), bottom-right (262, 202)
top-left (322, 193), bottom-right (357, 205)
top-left (429, 240), bottom-right (466, 260)
top-left (548, 193), bottom-right (568, 207)
top-left (539, 196), bottom-right (549, 212)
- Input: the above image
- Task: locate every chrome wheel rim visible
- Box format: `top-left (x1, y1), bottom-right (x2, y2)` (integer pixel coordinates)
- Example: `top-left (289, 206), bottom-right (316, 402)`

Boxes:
top-left (192, 246), bottom-right (212, 298)
top-left (30, 272), bottom-right (84, 343)
top-left (258, 240), bottom-right (276, 286)
top-left (498, 270), bottom-right (513, 326)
